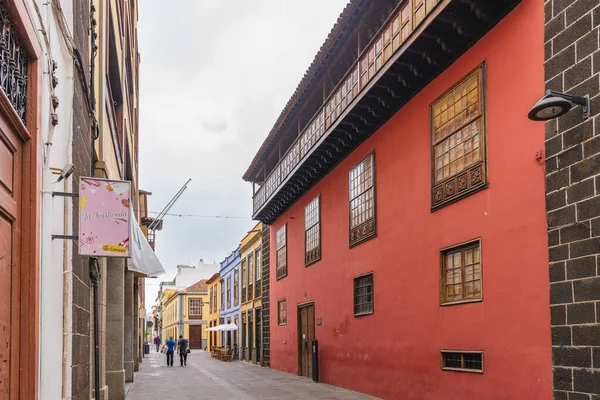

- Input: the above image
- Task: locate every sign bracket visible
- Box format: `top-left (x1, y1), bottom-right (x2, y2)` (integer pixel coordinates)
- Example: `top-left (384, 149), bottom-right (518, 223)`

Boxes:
top-left (53, 191), bottom-right (80, 198)
top-left (52, 234), bottom-right (78, 241)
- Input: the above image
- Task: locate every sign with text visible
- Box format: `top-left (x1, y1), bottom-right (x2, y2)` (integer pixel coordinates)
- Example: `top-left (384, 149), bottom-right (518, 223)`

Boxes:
top-left (79, 177), bottom-right (131, 257)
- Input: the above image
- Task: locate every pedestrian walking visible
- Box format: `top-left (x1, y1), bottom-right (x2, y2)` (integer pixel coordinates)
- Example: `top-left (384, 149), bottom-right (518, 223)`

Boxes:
top-left (165, 336), bottom-right (176, 367)
top-left (154, 336), bottom-right (161, 352)
top-left (177, 335), bottom-right (189, 366)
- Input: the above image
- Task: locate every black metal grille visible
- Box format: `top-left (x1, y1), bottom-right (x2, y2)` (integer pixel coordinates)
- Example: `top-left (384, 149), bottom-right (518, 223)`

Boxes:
top-left (463, 353), bottom-right (483, 371)
top-left (0, 0), bottom-right (28, 124)
top-left (442, 351), bottom-right (483, 372)
top-left (442, 352), bottom-right (462, 369)
top-left (354, 273), bottom-right (374, 316)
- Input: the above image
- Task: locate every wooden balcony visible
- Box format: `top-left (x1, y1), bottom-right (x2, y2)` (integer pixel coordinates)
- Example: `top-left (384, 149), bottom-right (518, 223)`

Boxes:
top-left (253, 0), bottom-right (522, 223)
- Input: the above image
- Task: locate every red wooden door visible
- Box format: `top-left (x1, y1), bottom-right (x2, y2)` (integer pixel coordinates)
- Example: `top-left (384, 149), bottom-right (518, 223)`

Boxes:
top-left (0, 116), bottom-right (22, 399)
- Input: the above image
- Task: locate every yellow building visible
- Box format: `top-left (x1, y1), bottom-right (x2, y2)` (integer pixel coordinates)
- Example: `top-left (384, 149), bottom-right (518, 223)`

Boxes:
top-left (160, 287), bottom-right (178, 340)
top-left (206, 273), bottom-right (221, 350)
top-left (240, 222), bottom-right (263, 364)
top-left (160, 280), bottom-right (209, 349)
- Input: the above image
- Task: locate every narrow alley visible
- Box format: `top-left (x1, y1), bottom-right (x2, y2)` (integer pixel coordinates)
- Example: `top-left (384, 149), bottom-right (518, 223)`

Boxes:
top-left (4, 0), bottom-right (599, 398)
top-left (125, 351), bottom-right (377, 400)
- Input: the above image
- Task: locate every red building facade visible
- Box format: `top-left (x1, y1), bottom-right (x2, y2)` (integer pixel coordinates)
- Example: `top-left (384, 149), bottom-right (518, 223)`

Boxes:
top-left (245, 0), bottom-right (552, 398)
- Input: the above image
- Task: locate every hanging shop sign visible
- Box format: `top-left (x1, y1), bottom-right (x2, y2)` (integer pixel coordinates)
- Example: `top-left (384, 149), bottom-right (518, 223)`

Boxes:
top-left (79, 177), bottom-right (131, 257)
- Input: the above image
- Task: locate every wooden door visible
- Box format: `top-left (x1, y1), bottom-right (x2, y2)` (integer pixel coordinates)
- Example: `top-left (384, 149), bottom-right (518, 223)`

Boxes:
top-left (255, 308), bottom-right (261, 363)
top-left (298, 304), bottom-right (315, 378)
top-left (0, 117), bottom-right (22, 399)
top-left (248, 310), bottom-right (253, 359)
top-left (189, 325), bottom-right (202, 349)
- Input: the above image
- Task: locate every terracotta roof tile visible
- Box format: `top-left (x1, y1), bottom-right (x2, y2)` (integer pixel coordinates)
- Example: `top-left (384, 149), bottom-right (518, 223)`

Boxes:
top-left (185, 280), bottom-right (208, 293)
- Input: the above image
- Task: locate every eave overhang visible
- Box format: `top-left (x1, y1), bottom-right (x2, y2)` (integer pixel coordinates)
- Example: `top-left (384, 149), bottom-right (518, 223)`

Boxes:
top-left (253, 0), bottom-right (523, 224)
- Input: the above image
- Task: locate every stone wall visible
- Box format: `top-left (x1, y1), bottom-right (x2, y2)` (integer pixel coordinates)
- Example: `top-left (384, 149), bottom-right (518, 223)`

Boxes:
top-left (261, 224), bottom-right (271, 367)
top-left (545, 0), bottom-right (600, 398)
top-left (71, 0), bottom-right (92, 398)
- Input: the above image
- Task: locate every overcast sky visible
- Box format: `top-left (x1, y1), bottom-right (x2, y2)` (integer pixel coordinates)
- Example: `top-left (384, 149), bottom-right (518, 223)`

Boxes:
top-left (138, 0), bottom-right (349, 305)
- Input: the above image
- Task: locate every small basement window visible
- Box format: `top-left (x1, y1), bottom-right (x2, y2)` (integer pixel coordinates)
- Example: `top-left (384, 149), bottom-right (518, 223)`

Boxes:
top-left (441, 351), bottom-right (483, 373)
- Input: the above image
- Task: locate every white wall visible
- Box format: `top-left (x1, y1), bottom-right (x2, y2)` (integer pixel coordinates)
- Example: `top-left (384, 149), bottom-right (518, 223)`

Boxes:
top-left (175, 261), bottom-right (219, 288)
top-left (30, 0), bottom-right (75, 398)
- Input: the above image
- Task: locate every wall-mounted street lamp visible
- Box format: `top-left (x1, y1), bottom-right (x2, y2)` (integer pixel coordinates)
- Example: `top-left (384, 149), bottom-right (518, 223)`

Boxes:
top-left (528, 90), bottom-right (590, 121)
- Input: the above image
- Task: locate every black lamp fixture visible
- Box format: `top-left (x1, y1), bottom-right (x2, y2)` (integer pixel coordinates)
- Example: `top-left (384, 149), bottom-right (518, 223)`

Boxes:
top-left (528, 89), bottom-right (590, 121)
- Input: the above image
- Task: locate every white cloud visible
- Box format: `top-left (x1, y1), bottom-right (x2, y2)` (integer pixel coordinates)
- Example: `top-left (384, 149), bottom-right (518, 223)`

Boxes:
top-left (138, 0), bottom-right (350, 302)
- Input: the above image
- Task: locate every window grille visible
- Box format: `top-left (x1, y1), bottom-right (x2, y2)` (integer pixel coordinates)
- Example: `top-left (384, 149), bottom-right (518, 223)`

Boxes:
top-left (305, 196), bottom-right (321, 265)
top-left (349, 154), bottom-right (376, 246)
top-left (441, 351), bottom-right (483, 373)
top-left (276, 225), bottom-right (287, 279)
top-left (431, 65), bottom-right (486, 209)
top-left (278, 300), bottom-right (287, 325)
top-left (354, 273), bottom-right (374, 316)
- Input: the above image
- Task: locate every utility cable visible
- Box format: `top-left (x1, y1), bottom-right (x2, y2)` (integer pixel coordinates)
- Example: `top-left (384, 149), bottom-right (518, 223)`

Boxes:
top-left (147, 211), bottom-right (250, 219)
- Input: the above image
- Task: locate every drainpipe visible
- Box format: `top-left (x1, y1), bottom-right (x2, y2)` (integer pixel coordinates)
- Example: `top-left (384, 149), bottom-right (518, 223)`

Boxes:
top-left (179, 293), bottom-right (184, 337)
top-left (89, 3), bottom-right (101, 400)
top-left (40, 145), bottom-right (59, 399)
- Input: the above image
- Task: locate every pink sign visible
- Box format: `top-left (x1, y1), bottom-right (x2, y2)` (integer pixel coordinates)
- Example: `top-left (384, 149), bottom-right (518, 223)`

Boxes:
top-left (79, 177), bottom-right (131, 257)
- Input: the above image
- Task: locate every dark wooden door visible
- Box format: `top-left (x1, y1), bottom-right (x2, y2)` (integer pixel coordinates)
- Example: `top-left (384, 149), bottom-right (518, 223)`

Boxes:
top-left (189, 325), bottom-right (202, 349)
top-left (248, 310), bottom-right (253, 359)
top-left (255, 308), bottom-right (261, 363)
top-left (0, 117), bottom-right (22, 399)
top-left (298, 304), bottom-right (315, 378)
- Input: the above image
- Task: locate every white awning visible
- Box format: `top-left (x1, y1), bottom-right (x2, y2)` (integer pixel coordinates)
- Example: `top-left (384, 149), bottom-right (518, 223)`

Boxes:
top-left (206, 323), bottom-right (238, 332)
top-left (128, 206), bottom-right (166, 277)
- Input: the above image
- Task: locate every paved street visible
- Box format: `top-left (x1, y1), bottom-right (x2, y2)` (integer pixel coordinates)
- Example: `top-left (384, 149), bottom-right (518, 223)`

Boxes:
top-left (126, 351), bottom-right (377, 400)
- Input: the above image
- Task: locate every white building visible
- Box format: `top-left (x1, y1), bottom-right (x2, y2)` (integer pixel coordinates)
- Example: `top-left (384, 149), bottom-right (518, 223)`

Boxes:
top-left (155, 259), bottom-right (219, 340)
top-left (173, 260), bottom-right (220, 288)
top-left (31, 1), bottom-right (75, 399)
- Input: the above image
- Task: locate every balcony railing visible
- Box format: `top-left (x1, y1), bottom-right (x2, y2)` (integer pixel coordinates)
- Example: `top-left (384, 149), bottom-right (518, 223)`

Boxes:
top-left (253, 0), bottom-right (441, 216)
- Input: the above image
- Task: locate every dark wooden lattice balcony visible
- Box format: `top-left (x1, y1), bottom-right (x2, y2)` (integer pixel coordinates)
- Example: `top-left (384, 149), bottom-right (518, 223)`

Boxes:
top-left (251, 0), bottom-right (522, 224)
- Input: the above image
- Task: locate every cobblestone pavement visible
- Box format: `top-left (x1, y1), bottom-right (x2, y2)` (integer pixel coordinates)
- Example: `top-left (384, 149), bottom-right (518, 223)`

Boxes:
top-left (126, 351), bottom-right (378, 400)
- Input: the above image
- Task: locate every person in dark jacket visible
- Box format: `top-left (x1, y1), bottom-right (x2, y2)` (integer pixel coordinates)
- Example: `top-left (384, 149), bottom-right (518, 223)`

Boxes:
top-left (154, 336), bottom-right (161, 352)
top-left (177, 335), bottom-right (189, 366)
